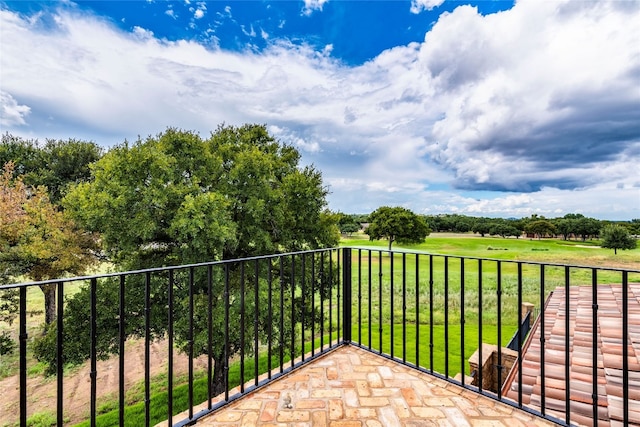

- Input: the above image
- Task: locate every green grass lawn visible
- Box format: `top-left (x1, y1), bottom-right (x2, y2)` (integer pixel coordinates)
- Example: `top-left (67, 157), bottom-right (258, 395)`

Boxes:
top-left (352, 322), bottom-right (516, 377)
top-left (342, 232), bottom-right (640, 267)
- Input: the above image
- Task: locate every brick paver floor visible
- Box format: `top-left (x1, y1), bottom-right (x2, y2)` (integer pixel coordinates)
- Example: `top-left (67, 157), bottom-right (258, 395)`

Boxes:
top-left (191, 345), bottom-right (556, 427)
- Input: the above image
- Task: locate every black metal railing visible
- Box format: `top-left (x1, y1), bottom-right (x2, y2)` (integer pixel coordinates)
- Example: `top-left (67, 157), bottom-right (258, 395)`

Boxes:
top-left (2, 247), bottom-right (639, 427)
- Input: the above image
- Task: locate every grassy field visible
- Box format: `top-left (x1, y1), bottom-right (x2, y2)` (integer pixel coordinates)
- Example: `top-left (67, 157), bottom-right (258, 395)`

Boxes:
top-left (342, 232), bottom-right (639, 323)
top-left (342, 231), bottom-right (640, 267)
top-left (338, 232), bottom-right (640, 386)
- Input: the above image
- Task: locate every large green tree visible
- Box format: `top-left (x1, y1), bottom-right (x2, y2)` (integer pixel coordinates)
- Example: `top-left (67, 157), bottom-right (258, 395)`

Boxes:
top-left (366, 206), bottom-right (430, 250)
top-left (41, 125), bottom-right (339, 391)
top-left (601, 224), bottom-right (637, 255)
top-left (0, 162), bottom-right (98, 325)
top-left (336, 213), bottom-right (360, 236)
top-left (0, 133), bottom-right (103, 203)
top-left (524, 219), bottom-right (556, 240)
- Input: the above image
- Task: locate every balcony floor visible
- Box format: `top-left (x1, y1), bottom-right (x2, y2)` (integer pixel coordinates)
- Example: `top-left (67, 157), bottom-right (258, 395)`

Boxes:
top-left (190, 345), bottom-right (555, 427)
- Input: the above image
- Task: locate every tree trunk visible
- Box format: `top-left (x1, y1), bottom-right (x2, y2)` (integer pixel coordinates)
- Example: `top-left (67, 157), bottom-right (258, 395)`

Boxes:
top-left (40, 284), bottom-right (57, 326)
top-left (212, 354), bottom-right (227, 397)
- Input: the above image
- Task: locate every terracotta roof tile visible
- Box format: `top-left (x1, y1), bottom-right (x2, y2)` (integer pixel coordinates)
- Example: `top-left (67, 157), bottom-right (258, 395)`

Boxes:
top-left (502, 284), bottom-right (640, 427)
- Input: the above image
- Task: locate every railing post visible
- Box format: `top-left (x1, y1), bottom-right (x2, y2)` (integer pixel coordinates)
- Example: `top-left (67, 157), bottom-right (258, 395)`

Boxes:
top-left (19, 286), bottom-right (27, 427)
top-left (342, 248), bottom-right (352, 343)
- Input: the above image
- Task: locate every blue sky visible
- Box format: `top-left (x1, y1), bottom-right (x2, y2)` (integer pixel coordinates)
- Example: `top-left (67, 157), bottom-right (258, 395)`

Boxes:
top-left (1, 0), bottom-right (639, 219)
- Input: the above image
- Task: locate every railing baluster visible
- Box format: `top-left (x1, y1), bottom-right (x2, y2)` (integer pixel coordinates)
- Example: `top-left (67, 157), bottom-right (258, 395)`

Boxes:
top-left (279, 257), bottom-right (284, 372)
top-left (57, 281), bottom-right (64, 427)
top-left (461, 258), bottom-right (465, 387)
top-left (368, 250), bottom-right (372, 350)
top-left (622, 271), bottom-right (629, 426)
top-left (145, 272), bottom-right (151, 425)
top-left (496, 261), bottom-right (502, 399)
top-left (188, 268), bottom-right (194, 419)
top-left (415, 254), bottom-right (420, 368)
top-left (336, 249), bottom-right (340, 345)
top-left (240, 262), bottom-right (245, 392)
top-left (301, 254), bottom-right (305, 362)
top-left (224, 265), bottom-right (230, 401)
top-left (429, 255), bottom-right (434, 374)
top-left (539, 265), bottom-right (546, 415)
top-left (402, 252), bottom-right (406, 363)
top-left (378, 250), bottom-right (383, 354)
top-left (564, 266), bottom-right (571, 426)
top-left (119, 275), bottom-right (126, 426)
top-left (329, 251), bottom-right (333, 346)
top-left (255, 259), bottom-right (260, 385)
top-left (311, 254), bottom-right (315, 357)
top-left (268, 259), bottom-right (273, 378)
top-left (444, 256), bottom-right (449, 379)
top-left (517, 262), bottom-right (522, 406)
top-left (478, 260), bottom-right (483, 393)
top-left (167, 272), bottom-right (174, 424)
top-left (320, 252), bottom-right (325, 352)
top-left (342, 248), bottom-right (352, 344)
top-left (90, 278), bottom-right (97, 427)
top-left (592, 268), bottom-right (598, 426)
top-left (390, 251), bottom-right (394, 358)
top-left (358, 249), bottom-right (362, 346)
top-left (291, 255), bottom-right (295, 368)
top-left (19, 286), bottom-right (27, 427)
top-left (207, 266), bottom-right (213, 409)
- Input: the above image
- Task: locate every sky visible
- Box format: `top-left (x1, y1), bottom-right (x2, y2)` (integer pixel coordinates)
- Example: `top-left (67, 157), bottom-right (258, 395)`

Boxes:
top-left (1, 0), bottom-right (639, 220)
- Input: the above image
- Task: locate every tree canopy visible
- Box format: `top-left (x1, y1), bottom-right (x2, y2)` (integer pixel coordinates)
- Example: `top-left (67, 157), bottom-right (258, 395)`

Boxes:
top-left (36, 125), bottom-right (340, 389)
top-left (336, 213), bottom-right (361, 235)
top-left (1, 133), bottom-right (103, 203)
top-left (64, 125), bottom-right (338, 268)
top-left (601, 224), bottom-right (637, 255)
top-left (366, 206), bottom-right (430, 250)
top-left (0, 162), bottom-right (97, 324)
top-left (524, 219), bottom-right (556, 239)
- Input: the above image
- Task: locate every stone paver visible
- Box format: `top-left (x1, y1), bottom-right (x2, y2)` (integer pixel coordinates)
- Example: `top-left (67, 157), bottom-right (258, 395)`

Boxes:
top-left (191, 346), bottom-right (557, 426)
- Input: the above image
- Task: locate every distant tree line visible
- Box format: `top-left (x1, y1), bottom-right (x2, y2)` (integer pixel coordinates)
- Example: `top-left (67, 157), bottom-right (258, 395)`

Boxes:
top-left (338, 212), bottom-right (639, 241)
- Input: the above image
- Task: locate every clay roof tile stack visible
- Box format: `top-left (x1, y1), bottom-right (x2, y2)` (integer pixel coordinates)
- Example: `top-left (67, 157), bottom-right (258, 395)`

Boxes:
top-left (503, 284), bottom-right (640, 427)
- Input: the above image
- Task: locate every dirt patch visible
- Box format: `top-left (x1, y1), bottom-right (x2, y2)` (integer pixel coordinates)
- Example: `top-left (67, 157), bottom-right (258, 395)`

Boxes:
top-left (0, 339), bottom-right (208, 426)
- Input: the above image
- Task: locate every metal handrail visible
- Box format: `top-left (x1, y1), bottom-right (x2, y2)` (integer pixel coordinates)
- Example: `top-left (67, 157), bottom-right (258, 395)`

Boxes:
top-left (3, 247), bottom-right (637, 427)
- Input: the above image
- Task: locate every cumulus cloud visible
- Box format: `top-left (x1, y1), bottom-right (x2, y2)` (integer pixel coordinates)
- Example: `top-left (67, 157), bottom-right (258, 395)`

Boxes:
top-left (0, 0), bottom-right (638, 218)
top-left (302, 0), bottom-right (328, 16)
top-left (410, 0), bottom-right (445, 14)
top-left (189, 2), bottom-right (206, 19)
top-left (421, 0), bottom-right (640, 193)
top-left (1, 91), bottom-right (31, 126)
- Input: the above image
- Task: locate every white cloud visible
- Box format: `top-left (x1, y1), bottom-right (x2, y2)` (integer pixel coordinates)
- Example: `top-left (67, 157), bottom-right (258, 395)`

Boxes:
top-left (410, 0), bottom-right (445, 14)
top-left (0, 91), bottom-right (31, 126)
top-left (302, 0), bottom-right (328, 16)
top-left (132, 26), bottom-right (154, 40)
top-left (0, 1), bottom-right (638, 219)
top-left (241, 24), bottom-right (256, 37)
top-left (194, 9), bottom-right (204, 19)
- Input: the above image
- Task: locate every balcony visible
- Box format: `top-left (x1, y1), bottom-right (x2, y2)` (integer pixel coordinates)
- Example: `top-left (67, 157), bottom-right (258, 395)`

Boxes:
top-left (2, 248), bottom-right (639, 426)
